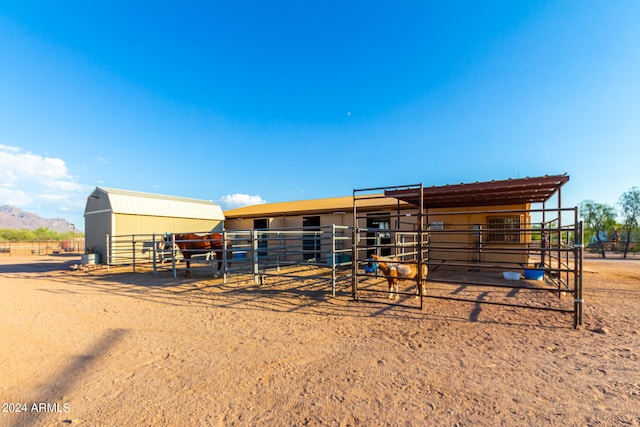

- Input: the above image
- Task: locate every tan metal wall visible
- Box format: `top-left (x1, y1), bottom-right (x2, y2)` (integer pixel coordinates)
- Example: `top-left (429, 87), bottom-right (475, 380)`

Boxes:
top-left (225, 203), bottom-right (531, 267)
top-left (226, 211), bottom-right (390, 231)
top-left (112, 214), bottom-right (223, 236)
top-left (426, 205), bottom-right (531, 268)
top-left (85, 212), bottom-right (223, 263)
top-left (85, 211), bottom-right (113, 257)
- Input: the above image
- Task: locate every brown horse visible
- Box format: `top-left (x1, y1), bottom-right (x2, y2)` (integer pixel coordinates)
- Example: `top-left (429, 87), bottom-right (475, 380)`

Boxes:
top-left (367, 254), bottom-right (428, 300)
top-left (161, 233), bottom-right (230, 277)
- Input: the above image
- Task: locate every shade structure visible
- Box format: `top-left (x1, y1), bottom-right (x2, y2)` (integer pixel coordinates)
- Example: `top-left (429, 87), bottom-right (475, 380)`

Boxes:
top-left (385, 174), bottom-right (569, 209)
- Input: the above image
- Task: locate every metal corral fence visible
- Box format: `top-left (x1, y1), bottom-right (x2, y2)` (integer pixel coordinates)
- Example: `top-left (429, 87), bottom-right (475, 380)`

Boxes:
top-left (352, 185), bottom-right (584, 328)
top-left (252, 225), bottom-right (352, 296)
top-left (0, 240), bottom-right (84, 256)
top-left (105, 225), bottom-right (353, 296)
top-left (352, 195), bottom-right (429, 307)
top-left (353, 227), bottom-right (430, 307)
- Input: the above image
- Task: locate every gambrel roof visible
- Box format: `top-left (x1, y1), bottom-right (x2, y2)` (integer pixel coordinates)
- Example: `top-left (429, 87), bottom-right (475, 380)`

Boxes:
top-left (85, 187), bottom-right (225, 220)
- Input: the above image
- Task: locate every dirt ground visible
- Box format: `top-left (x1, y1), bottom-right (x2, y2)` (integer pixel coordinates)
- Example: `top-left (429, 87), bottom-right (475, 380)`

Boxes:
top-left (0, 254), bottom-right (639, 426)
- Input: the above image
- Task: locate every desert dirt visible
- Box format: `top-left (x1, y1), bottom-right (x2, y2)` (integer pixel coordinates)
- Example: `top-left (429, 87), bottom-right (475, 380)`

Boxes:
top-left (0, 254), bottom-right (639, 426)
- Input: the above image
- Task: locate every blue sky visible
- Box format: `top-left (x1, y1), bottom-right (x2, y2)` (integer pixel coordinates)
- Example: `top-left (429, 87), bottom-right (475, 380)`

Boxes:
top-left (1, 1), bottom-right (639, 231)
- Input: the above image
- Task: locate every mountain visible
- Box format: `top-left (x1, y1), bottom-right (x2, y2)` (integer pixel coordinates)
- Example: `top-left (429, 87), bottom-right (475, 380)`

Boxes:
top-left (0, 205), bottom-right (77, 233)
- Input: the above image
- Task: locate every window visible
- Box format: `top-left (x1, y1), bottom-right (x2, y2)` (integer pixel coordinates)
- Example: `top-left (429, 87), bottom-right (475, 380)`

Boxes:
top-left (303, 216), bottom-right (321, 260)
top-left (430, 221), bottom-right (444, 230)
top-left (367, 214), bottom-right (391, 256)
top-left (254, 219), bottom-right (268, 257)
top-left (487, 216), bottom-right (520, 243)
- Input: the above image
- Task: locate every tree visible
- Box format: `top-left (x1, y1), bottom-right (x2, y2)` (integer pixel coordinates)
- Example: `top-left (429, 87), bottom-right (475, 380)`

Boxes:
top-left (580, 200), bottom-right (617, 258)
top-left (0, 228), bottom-right (83, 242)
top-left (619, 187), bottom-right (640, 258)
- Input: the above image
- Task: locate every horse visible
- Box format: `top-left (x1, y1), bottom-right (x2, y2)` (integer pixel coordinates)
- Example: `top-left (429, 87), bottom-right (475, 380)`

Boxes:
top-left (366, 254), bottom-right (428, 300)
top-left (161, 233), bottom-right (230, 277)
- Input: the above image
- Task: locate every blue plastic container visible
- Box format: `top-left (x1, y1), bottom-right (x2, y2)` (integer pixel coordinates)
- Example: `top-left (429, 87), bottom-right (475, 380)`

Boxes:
top-left (524, 268), bottom-right (544, 280)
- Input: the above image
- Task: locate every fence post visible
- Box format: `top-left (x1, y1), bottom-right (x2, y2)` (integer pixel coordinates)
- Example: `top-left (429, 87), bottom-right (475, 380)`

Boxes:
top-left (223, 230), bottom-right (227, 284)
top-left (171, 234), bottom-right (177, 278)
top-left (331, 224), bottom-right (337, 297)
top-left (106, 234), bottom-right (110, 272)
top-left (252, 230), bottom-right (259, 285)
top-left (575, 220), bottom-right (584, 328)
top-left (351, 188), bottom-right (358, 300)
top-left (152, 234), bottom-right (157, 276)
top-left (276, 231), bottom-right (282, 272)
top-left (132, 235), bottom-right (136, 273)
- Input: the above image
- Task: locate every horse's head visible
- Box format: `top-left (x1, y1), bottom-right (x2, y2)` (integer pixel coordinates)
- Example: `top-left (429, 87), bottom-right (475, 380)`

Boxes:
top-left (158, 232), bottom-right (172, 250)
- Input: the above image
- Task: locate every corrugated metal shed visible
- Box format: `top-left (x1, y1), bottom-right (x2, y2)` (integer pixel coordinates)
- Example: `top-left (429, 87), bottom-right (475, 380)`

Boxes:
top-left (84, 187), bottom-right (225, 263)
top-left (89, 187), bottom-right (224, 220)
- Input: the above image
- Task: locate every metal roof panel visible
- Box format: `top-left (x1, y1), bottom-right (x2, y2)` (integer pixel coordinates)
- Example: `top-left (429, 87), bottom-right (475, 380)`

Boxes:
top-left (90, 187), bottom-right (225, 220)
top-left (385, 174), bottom-right (570, 208)
top-left (224, 195), bottom-right (411, 218)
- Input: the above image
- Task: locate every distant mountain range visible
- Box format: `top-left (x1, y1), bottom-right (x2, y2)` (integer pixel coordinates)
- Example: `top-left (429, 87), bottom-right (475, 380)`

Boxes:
top-left (0, 205), bottom-right (77, 233)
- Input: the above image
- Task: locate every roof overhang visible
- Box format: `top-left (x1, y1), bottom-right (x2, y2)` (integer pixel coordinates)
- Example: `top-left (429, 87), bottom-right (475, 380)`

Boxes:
top-left (224, 195), bottom-right (412, 219)
top-left (385, 174), bottom-right (570, 209)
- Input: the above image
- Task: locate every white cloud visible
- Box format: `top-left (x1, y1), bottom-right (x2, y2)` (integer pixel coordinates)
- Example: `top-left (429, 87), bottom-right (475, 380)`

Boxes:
top-left (219, 193), bottom-right (266, 209)
top-left (0, 145), bottom-right (92, 218)
top-left (0, 149), bottom-right (70, 186)
top-left (0, 144), bottom-right (21, 152)
top-left (0, 187), bottom-right (31, 206)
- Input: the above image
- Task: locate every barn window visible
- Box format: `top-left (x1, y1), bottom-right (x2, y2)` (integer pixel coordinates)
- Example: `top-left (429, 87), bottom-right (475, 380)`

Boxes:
top-left (302, 216), bottom-right (321, 260)
top-left (254, 219), bottom-right (268, 257)
top-left (487, 216), bottom-right (520, 243)
top-left (367, 214), bottom-right (391, 256)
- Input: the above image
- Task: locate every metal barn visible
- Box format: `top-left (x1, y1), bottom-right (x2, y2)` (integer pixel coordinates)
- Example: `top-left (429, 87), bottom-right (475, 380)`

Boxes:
top-left (84, 187), bottom-right (225, 263)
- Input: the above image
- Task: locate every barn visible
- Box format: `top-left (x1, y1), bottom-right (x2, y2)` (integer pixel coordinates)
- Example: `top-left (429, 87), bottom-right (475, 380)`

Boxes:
top-left (225, 174), bottom-right (583, 327)
top-left (224, 174), bottom-right (572, 270)
top-left (84, 187), bottom-right (225, 263)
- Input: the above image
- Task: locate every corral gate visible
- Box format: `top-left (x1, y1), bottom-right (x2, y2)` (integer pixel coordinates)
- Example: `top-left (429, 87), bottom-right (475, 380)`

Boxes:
top-left (351, 184), bottom-right (428, 308)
